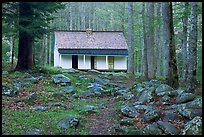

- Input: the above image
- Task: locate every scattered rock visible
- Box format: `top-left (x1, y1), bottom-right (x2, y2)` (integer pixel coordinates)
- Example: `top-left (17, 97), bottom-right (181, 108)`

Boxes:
top-left (120, 118), bottom-right (135, 126)
top-left (2, 84), bottom-right (18, 97)
top-left (186, 97), bottom-right (202, 108)
top-left (52, 74), bottom-right (71, 86)
top-left (157, 121), bottom-right (179, 135)
top-left (80, 105), bottom-right (98, 114)
top-left (125, 126), bottom-right (147, 135)
top-left (47, 102), bottom-right (67, 108)
top-left (57, 115), bottom-right (80, 129)
top-left (144, 109), bottom-right (160, 122)
top-left (21, 129), bottom-right (43, 135)
top-left (145, 123), bottom-right (163, 135)
top-left (138, 89), bottom-right (153, 104)
top-left (2, 71), bottom-right (8, 75)
top-left (155, 84), bottom-right (173, 95)
top-left (163, 110), bottom-right (180, 121)
top-left (120, 105), bottom-right (140, 118)
top-left (181, 116), bottom-right (202, 135)
top-left (176, 92), bottom-right (196, 103)
top-left (63, 86), bottom-right (75, 93)
top-left (33, 106), bottom-right (48, 111)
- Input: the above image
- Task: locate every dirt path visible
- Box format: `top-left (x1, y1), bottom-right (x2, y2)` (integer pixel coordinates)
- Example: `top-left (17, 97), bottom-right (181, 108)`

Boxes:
top-left (87, 96), bottom-right (117, 135)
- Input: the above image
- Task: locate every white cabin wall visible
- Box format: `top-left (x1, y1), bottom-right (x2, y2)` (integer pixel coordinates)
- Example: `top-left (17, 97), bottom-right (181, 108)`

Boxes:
top-left (114, 56), bottom-right (127, 70)
top-left (60, 55), bottom-right (72, 69)
top-left (96, 56), bottom-right (108, 70)
top-left (78, 55), bottom-right (91, 69)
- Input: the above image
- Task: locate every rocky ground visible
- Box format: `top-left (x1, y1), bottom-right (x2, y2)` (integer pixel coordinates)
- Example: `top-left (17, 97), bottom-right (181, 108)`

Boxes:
top-left (2, 67), bottom-right (202, 135)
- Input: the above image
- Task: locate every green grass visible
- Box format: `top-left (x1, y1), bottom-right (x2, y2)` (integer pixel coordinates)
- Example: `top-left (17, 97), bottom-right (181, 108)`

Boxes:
top-left (2, 107), bottom-right (86, 135)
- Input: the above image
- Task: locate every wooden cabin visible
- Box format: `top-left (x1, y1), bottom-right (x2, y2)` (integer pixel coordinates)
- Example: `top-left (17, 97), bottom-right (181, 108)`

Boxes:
top-left (54, 29), bottom-right (128, 71)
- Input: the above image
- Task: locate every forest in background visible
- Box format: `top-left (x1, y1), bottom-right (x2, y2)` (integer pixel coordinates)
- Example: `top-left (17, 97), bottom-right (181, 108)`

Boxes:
top-left (2, 2), bottom-right (203, 135)
top-left (2, 2), bottom-right (202, 84)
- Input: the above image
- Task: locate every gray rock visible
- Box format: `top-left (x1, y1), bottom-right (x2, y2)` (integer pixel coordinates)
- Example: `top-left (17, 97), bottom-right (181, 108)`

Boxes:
top-left (138, 89), bottom-right (153, 104)
top-left (87, 69), bottom-right (102, 74)
top-left (2, 70), bottom-right (8, 75)
top-left (57, 115), bottom-right (80, 129)
top-left (149, 79), bottom-right (161, 87)
top-left (144, 109), bottom-right (160, 122)
top-left (133, 104), bottom-right (153, 111)
top-left (181, 116), bottom-right (202, 135)
top-left (63, 86), bottom-right (75, 93)
top-left (122, 92), bottom-right (134, 100)
top-left (178, 108), bottom-right (202, 120)
top-left (2, 84), bottom-right (17, 97)
top-left (163, 110), bottom-right (180, 121)
top-left (125, 126), bottom-right (147, 135)
top-left (72, 93), bottom-right (80, 98)
top-left (21, 129), bottom-right (43, 135)
top-left (47, 102), bottom-right (67, 108)
top-left (155, 84), bottom-right (173, 94)
top-left (24, 72), bottom-right (34, 78)
top-left (157, 90), bottom-right (178, 97)
top-left (121, 105), bottom-right (140, 118)
top-left (33, 106), bottom-right (48, 111)
top-left (93, 77), bottom-right (108, 85)
top-left (87, 83), bottom-right (104, 92)
top-left (120, 118), bottom-right (135, 126)
top-left (186, 97), bottom-right (202, 108)
top-left (157, 121), bottom-right (179, 135)
top-left (52, 74), bottom-right (71, 86)
top-left (82, 90), bottom-right (95, 97)
top-left (132, 101), bottom-right (142, 106)
top-left (80, 105), bottom-right (98, 114)
top-left (176, 92), bottom-right (196, 103)
top-left (145, 123), bottom-right (163, 135)
top-left (113, 90), bottom-right (127, 96)
top-left (135, 84), bottom-right (145, 93)
top-left (162, 95), bottom-right (171, 101)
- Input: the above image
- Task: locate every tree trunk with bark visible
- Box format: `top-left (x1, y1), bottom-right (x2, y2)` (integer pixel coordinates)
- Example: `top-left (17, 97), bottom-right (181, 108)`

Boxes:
top-left (142, 3), bottom-right (148, 80)
top-left (127, 2), bottom-right (134, 74)
top-left (187, 2), bottom-right (198, 92)
top-left (147, 2), bottom-right (155, 79)
top-left (182, 2), bottom-right (189, 81)
top-left (15, 3), bottom-right (34, 71)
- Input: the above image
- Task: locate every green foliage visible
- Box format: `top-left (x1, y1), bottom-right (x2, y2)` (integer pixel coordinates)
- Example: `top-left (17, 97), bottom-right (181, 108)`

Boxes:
top-left (36, 65), bottom-right (63, 74)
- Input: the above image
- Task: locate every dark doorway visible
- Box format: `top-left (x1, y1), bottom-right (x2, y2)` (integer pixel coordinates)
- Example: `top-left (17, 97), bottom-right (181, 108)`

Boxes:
top-left (91, 56), bottom-right (95, 69)
top-left (72, 55), bottom-right (78, 69)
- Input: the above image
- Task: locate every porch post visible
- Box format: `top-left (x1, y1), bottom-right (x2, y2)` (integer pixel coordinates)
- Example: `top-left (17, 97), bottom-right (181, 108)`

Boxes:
top-left (59, 54), bottom-right (61, 66)
top-left (106, 56), bottom-right (108, 69)
top-left (83, 55), bottom-right (86, 68)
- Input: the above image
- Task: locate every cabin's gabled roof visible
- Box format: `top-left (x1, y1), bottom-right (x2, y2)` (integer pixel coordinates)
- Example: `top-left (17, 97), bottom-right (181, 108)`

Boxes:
top-left (55, 30), bottom-right (128, 50)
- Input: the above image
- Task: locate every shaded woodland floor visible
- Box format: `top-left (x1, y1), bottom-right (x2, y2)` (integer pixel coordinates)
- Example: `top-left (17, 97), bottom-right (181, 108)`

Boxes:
top-left (2, 66), bottom-right (202, 135)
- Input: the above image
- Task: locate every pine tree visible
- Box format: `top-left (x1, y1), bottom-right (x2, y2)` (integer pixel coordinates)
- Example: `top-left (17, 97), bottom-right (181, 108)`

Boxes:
top-left (2, 2), bottom-right (65, 71)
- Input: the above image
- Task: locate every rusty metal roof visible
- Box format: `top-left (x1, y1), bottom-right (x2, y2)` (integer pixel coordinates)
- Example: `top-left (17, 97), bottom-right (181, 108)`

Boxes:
top-left (55, 30), bottom-right (128, 50)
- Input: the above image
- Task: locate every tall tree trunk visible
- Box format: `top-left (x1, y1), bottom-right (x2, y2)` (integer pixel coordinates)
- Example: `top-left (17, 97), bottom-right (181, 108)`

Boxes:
top-left (155, 3), bottom-right (161, 76)
top-left (127, 2), bottom-right (134, 74)
top-left (15, 3), bottom-right (34, 71)
top-left (142, 3), bottom-right (148, 80)
top-left (162, 2), bottom-right (179, 88)
top-left (162, 2), bottom-right (170, 79)
top-left (44, 34), bottom-right (48, 65)
top-left (147, 2), bottom-right (155, 79)
top-left (187, 2), bottom-right (198, 92)
top-left (49, 32), bottom-right (52, 65)
top-left (168, 2), bottom-right (179, 88)
top-left (182, 2), bottom-right (189, 81)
